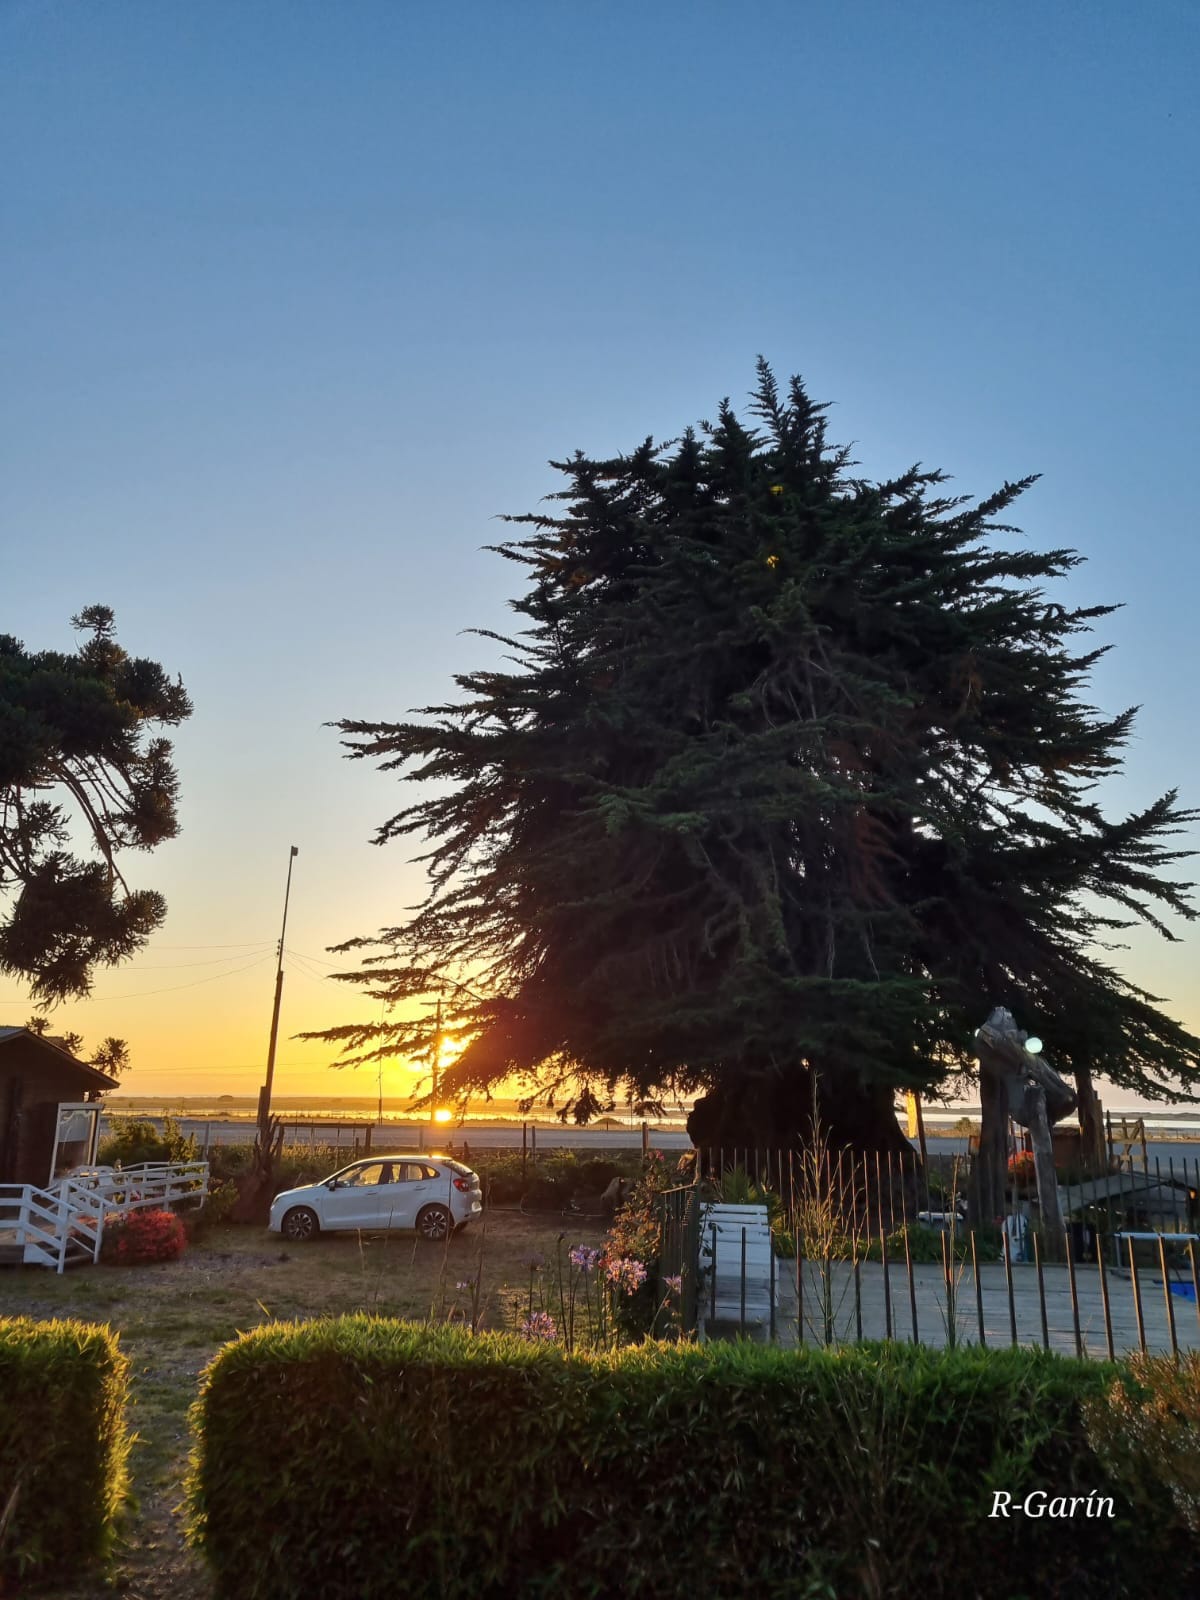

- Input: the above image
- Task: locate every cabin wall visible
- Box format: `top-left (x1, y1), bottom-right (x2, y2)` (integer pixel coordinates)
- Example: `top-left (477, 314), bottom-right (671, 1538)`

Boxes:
top-left (0, 1041), bottom-right (107, 1185)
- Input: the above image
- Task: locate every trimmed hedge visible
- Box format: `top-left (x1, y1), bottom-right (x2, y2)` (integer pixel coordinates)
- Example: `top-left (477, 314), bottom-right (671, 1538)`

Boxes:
top-left (189, 1319), bottom-right (1199, 1599)
top-left (0, 1318), bottom-right (131, 1584)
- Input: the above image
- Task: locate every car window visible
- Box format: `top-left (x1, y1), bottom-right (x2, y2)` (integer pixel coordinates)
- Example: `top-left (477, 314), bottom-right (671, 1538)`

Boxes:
top-left (343, 1162), bottom-right (386, 1187)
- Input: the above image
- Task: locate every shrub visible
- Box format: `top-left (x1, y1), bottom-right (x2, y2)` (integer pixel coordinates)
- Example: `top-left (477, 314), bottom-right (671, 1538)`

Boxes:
top-left (1086, 1352), bottom-right (1200, 1533)
top-left (0, 1319), bottom-right (131, 1584)
top-left (520, 1175), bottom-right (572, 1211)
top-left (101, 1207), bottom-right (187, 1265)
top-left (97, 1113), bottom-right (197, 1167)
top-left (189, 1321), bottom-right (1196, 1600)
top-left (856, 1222), bottom-right (1002, 1265)
top-left (184, 1178), bottom-right (239, 1237)
top-left (472, 1150), bottom-right (641, 1208)
top-left (483, 1172), bottom-right (525, 1205)
top-left (206, 1142), bottom-right (256, 1181)
top-left (573, 1158), bottom-right (624, 1194)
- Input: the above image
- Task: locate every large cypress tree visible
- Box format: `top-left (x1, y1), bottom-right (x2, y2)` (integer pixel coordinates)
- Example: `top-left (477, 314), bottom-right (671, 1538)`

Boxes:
top-left (315, 362), bottom-right (1199, 1154)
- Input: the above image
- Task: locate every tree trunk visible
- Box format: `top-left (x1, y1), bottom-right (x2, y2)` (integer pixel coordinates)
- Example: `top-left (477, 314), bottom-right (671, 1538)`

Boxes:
top-left (970, 1069), bottom-right (1009, 1228)
top-left (687, 1065), bottom-right (913, 1159)
top-left (1074, 1063), bottom-right (1106, 1172)
top-left (1023, 1076), bottom-right (1066, 1250)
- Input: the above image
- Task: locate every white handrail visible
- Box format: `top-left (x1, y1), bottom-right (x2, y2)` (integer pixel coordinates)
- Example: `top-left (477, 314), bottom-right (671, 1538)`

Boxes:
top-left (2, 1159), bottom-right (209, 1272)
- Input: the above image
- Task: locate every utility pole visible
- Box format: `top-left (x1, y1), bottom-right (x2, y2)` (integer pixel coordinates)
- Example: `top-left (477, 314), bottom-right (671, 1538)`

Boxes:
top-left (257, 846), bottom-right (298, 1143)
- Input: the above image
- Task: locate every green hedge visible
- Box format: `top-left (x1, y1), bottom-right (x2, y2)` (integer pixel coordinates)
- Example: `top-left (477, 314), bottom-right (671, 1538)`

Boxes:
top-left (0, 1318), bottom-right (131, 1583)
top-left (189, 1319), bottom-right (1199, 1599)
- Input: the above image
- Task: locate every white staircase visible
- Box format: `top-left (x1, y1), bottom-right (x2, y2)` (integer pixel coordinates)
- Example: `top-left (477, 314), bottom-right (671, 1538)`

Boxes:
top-left (0, 1162), bottom-right (209, 1273)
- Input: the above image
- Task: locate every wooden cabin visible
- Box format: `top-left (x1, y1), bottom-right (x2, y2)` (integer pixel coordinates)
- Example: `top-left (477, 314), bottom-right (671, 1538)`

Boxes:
top-left (0, 1026), bottom-right (117, 1188)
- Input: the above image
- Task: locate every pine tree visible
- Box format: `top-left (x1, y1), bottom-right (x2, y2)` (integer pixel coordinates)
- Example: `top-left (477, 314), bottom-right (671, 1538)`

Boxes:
top-left (314, 362), bottom-right (1199, 1154)
top-left (0, 606), bottom-right (191, 1002)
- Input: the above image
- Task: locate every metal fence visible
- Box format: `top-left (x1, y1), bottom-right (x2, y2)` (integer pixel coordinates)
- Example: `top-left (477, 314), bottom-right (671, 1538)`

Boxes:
top-left (656, 1183), bottom-right (701, 1337)
top-left (684, 1143), bottom-right (1200, 1360)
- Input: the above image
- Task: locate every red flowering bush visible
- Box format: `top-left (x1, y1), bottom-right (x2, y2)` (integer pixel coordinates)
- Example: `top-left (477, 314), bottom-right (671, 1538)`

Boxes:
top-left (101, 1207), bottom-right (187, 1265)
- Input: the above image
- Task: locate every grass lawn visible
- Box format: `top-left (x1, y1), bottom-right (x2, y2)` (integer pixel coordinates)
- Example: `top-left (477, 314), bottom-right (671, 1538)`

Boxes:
top-left (4, 1207), bottom-right (607, 1599)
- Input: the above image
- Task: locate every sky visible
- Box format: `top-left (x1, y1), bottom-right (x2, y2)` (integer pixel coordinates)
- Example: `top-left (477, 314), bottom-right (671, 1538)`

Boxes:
top-left (1, 1), bottom-right (1197, 1109)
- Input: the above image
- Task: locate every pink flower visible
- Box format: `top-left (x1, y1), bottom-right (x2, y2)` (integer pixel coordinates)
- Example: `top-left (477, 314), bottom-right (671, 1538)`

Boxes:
top-left (604, 1256), bottom-right (649, 1295)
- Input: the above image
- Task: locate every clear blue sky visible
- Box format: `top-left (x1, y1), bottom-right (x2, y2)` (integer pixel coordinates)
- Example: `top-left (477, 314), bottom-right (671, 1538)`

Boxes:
top-left (2, 1), bottom-right (1197, 1105)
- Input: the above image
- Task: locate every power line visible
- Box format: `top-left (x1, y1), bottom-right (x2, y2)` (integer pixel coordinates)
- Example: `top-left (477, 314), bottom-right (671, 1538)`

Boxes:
top-left (118, 1061), bottom-right (321, 1075)
top-left (284, 949), bottom-right (335, 982)
top-left (284, 948), bottom-right (343, 968)
top-left (0, 951), bottom-right (273, 1007)
top-left (141, 940), bottom-right (274, 950)
top-left (102, 949), bottom-right (274, 971)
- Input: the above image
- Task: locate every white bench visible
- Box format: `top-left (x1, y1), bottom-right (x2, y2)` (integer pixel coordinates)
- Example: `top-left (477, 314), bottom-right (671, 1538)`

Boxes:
top-left (698, 1202), bottom-right (776, 1328)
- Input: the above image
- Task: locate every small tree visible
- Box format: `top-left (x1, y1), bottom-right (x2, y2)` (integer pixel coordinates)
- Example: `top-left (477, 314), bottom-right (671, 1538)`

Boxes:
top-left (24, 1015), bottom-right (131, 1080)
top-left (90, 1037), bottom-right (130, 1082)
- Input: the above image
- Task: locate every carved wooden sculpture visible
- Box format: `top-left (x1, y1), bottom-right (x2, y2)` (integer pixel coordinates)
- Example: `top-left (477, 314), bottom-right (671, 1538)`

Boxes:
top-left (230, 1114), bottom-right (285, 1225)
top-left (970, 1007), bottom-right (1077, 1242)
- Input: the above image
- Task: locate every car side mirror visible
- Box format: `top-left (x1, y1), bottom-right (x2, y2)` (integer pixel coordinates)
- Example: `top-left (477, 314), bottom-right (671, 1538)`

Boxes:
top-left (326, 1178), bottom-right (340, 1190)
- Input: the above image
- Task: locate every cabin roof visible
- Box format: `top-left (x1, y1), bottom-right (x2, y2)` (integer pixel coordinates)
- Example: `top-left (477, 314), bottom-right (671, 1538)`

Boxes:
top-left (0, 1026), bottom-right (119, 1091)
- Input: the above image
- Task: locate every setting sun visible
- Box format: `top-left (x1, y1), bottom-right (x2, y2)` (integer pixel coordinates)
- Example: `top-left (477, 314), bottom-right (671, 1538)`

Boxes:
top-left (433, 1108), bottom-right (453, 1124)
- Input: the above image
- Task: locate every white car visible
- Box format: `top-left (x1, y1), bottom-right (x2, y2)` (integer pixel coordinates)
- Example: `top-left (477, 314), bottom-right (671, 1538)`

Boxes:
top-left (268, 1154), bottom-right (482, 1243)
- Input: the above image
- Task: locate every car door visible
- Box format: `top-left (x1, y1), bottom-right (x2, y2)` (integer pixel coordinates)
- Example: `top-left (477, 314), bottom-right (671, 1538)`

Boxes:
top-left (322, 1162), bottom-right (388, 1230)
top-left (384, 1162), bottom-right (439, 1229)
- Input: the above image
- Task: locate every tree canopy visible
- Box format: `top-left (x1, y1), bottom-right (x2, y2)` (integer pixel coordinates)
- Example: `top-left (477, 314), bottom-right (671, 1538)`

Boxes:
top-left (312, 361), bottom-right (1199, 1146)
top-left (0, 606), bottom-right (191, 1003)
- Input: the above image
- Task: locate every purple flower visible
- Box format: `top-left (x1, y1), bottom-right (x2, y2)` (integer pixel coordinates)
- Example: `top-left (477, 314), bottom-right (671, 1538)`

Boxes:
top-left (664, 1275), bottom-right (682, 1296)
top-left (570, 1245), bottom-right (602, 1273)
top-left (519, 1311), bottom-right (558, 1343)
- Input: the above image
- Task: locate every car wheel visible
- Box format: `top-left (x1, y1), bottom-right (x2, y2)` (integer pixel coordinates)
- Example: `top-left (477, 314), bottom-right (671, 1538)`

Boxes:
top-left (281, 1205), bottom-right (320, 1242)
top-left (416, 1204), bottom-right (453, 1242)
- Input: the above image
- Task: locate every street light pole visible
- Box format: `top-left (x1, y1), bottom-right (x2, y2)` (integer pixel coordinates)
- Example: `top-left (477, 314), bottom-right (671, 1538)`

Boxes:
top-left (430, 996), bottom-right (442, 1124)
top-left (424, 978), bottom-right (489, 1123)
top-left (257, 846), bottom-right (298, 1143)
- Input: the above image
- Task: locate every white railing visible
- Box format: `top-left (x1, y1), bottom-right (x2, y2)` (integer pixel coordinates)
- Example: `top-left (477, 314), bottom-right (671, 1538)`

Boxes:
top-left (1, 1161), bottom-right (209, 1273)
top-left (63, 1161), bottom-right (209, 1211)
top-left (0, 1181), bottom-right (111, 1271)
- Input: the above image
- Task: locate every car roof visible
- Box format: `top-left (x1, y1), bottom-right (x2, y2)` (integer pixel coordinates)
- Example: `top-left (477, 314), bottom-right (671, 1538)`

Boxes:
top-left (344, 1152), bottom-right (446, 1162)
